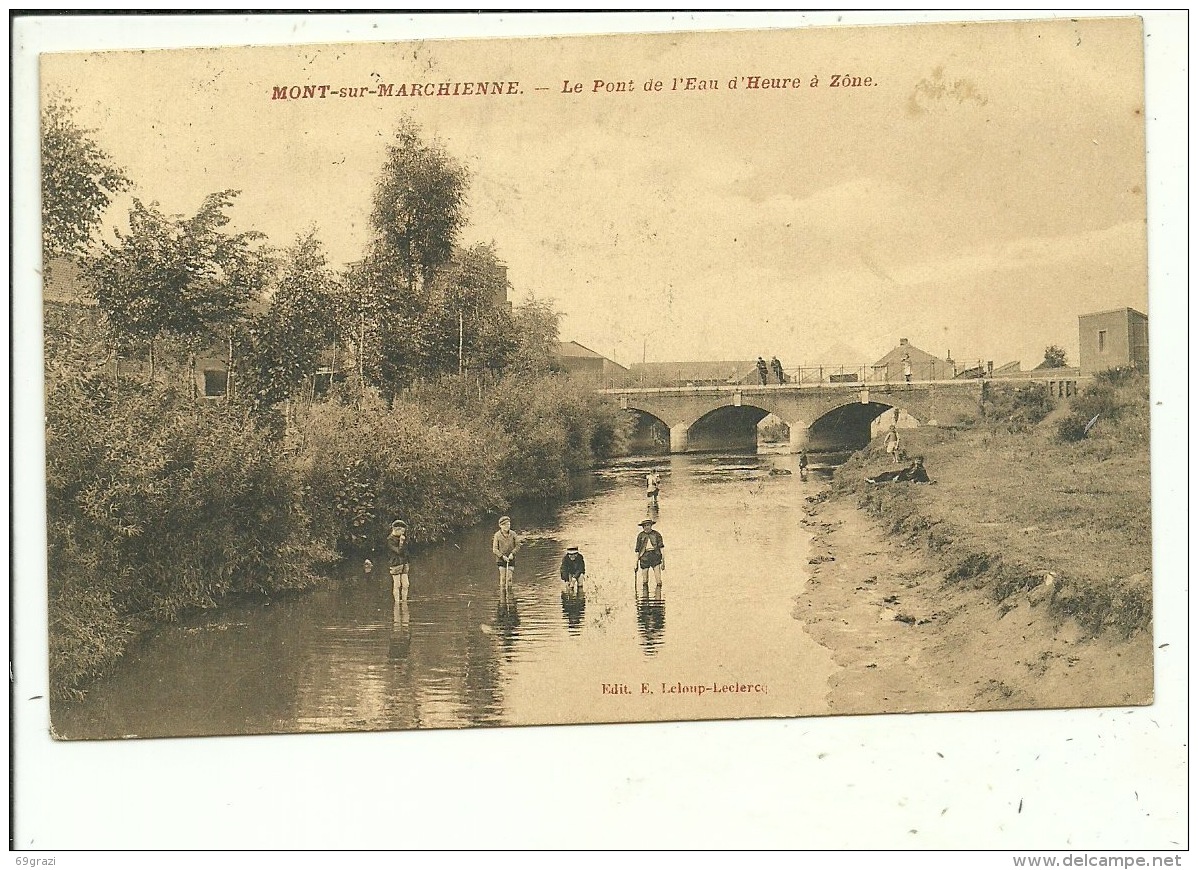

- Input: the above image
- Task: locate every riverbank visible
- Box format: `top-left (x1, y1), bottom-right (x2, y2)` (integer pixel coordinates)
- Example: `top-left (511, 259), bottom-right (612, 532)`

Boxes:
top-left (798, 390), bottom-right (1154, 713)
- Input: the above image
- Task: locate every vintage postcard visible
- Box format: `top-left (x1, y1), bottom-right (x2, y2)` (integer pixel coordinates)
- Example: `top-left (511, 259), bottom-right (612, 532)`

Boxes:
top-left (39, 15), bottom-right (1154, 741)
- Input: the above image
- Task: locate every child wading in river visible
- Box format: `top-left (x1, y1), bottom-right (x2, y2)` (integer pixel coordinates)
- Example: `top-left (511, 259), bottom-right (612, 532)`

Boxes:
top-left (646, 469), bottom-right (661, 506)
top-left (387, 519), bottom-right (410, 602)
top-left (560, 546), bottom-right (587, 597)
top-left (634, 518), bottom-right (665, 591)
top-left (492, 515), bottom-right (520, 588)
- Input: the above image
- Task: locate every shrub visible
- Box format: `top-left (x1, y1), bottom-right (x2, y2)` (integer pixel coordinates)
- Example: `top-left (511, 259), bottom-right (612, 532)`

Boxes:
top-left (1056, 413), bottom-right (1090, 442)
top-left (46, 372), bottom-right (326, 698)
top-left (981, 382), bottom-right (1055, 432)
top-left (1055, 369), bottom-right (1149, 443)
top-left (292, 397), bottom-right (509, 553)
top-left (1094, 366), bottom-right (1137, 386)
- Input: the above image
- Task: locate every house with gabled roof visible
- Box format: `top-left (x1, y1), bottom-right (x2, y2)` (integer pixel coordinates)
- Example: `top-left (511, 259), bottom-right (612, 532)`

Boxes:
top-left (552, 341), bottom-right (629, 381)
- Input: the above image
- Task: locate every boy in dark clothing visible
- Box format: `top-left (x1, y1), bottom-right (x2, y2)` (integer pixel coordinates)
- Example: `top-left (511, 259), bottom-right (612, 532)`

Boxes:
top-left (634, 518), bottom-right (666, 590)
top-left (387, 519), bottom-right (411, 601)
top-left (756, 357), bottom-right (769, 385)
top-left (560, 546), bottom-right (586, 596)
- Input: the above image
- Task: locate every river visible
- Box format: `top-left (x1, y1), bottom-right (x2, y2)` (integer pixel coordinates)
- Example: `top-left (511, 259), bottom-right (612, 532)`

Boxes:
top-left (52, 450), bottom-right (842, 738)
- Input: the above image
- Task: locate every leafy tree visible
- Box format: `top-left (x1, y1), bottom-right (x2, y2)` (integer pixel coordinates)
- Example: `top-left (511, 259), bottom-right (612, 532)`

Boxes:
top-left (86, 191), bottom-right (272, 381)
top-left (1042, 345), bottom-right (1068, 368)
top-left (507, 296), bottom-right (562, 375)
top-left (238, 230), bottom-right (339, 414)
top-left (41, 99), bottom-right (131, 264)
top-left (369, 117), bottom-right (469, 294)
top-left (347, 252), bottom-right (431, 399)
top-left (423, 242), bottom-right (516, 374)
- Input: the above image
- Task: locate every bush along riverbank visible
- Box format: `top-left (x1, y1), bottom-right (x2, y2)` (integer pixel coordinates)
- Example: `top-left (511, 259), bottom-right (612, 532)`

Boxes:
top-left (46, 371), bottom-right (630, 700)
top-left (800, 372), bottom-right (1154, 712)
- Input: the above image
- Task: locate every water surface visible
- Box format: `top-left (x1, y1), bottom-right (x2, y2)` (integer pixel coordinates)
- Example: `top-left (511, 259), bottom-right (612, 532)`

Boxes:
top-left (53, 452), bottom-right (838, 737)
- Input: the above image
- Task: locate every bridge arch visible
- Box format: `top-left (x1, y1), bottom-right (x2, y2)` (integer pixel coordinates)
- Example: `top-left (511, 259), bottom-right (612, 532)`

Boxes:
top-left (807, 401), bottom-right (920, 452)
top-left (625, 408), bottom-right (671, 453)
top-left (687, 404), bottom-right (773, 453)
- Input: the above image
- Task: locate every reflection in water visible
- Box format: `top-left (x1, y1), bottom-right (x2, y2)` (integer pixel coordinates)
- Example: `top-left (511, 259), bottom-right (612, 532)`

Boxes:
top-left (635, 584), bottom-right (666, 655)
top-left (560, 588), bottom-right (586, 634)
top-left (390, 596), bottom-right (411, 662)
top-left (495, 585), bottom-right (521, 655)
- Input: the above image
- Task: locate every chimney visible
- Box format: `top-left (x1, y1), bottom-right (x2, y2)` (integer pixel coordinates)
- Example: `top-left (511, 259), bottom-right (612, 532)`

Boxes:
top-left (899, 338), bottom-right (909, 346)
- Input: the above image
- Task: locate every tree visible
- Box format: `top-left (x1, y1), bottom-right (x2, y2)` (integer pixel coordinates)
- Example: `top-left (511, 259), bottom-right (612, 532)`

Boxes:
top-left (41, 99), bottom-right (131, 264)
top-left (238, 230), bottom-right (339, 414)
top-left (369, 117), bottom-right (469, 294)
top-left (507, 296), bottom-right (562, 375)
top-left (423, 242), bottom-right (516, 374)
top-left (86, 190), bottom-right (272, 382)
top-left (355, 118), bottom-right (473, 395)
top-left (1042, 345), bottom-right (1068, 369)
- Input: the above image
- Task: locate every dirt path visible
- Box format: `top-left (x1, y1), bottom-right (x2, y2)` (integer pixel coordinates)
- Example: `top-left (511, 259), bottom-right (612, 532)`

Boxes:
top-left (799, 492), bottom-right (1153, 716)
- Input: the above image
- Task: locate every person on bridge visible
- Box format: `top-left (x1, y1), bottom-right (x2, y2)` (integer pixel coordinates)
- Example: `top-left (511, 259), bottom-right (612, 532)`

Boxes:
top-left (903, 353), bottom-right (913, 384)
top-left (560, 546), bottom-right (587, 597)
top-left (492, 515), bottom-right (520, 588)
top-left (756, 357), bottom-right (769, 385)
top-left (387, 519), bottom-right (411, 602)
top-left (646, 469), bottom-right (661, 506)
top-left (771, 356), bottom-right (785, 384)
top-left (635, 518), bottom-right (666, 590)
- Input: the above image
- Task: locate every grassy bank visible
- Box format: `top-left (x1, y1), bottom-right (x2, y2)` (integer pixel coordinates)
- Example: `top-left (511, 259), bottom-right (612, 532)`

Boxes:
top-left (830, 372), bottom-right (1152, 638)
top-left (46, 369), bottom-right (630, 700)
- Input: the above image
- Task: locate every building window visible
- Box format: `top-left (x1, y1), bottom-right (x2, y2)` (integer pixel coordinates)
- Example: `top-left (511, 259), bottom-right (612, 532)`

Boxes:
top-left (203, 369), bottom-right (228, 397)
top-left (1097, 330), bottom-right (1107, 353)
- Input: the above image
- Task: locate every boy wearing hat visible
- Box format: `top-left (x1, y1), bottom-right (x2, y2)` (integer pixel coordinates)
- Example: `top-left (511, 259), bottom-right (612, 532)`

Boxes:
top-left (492, 516), bottom-right (520, 587)
top-left (634, 518), bottom-right (665, 589)
top-left (560, 546), bottom-right (587, 597)
top-left (387, 520), bottom-right (410, 601)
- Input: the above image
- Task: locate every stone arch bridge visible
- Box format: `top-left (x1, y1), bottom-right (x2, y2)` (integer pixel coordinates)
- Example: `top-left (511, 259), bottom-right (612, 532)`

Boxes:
top-left (600, 381), bottom-right (987, 453)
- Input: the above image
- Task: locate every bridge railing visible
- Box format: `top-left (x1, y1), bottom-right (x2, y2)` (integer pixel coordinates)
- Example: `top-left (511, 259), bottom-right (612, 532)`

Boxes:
top-left (596, 361), bottom-right (977, 390)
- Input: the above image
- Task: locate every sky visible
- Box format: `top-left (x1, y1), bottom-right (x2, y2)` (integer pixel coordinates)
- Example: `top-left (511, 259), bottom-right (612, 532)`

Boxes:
top-left (40, 15), bottom-right (1149, 370)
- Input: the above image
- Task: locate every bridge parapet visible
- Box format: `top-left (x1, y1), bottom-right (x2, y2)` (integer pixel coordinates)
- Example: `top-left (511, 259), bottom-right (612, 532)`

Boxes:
top-left (605, 380), bottom-right (986, 453)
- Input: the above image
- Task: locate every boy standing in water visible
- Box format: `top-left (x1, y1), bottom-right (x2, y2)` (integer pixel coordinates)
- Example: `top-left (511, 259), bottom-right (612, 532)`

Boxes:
top-left (492, 515), bottom-right (520, 587)
top-left (387, 519), bottom-right (410, 601)
top-left (634, 518), bottom-right (665, 590)
top-left (560, 546), bottom-right (587, 597)
top-left (646, 469), bottom-right (660, 506)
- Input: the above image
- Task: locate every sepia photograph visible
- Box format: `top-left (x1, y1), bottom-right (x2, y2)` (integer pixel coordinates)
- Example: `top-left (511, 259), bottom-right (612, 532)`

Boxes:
top-left (13, 9), bottom-right (1187, 852)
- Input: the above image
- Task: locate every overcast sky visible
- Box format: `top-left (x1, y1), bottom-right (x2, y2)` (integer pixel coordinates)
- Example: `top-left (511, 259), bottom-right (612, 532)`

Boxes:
top-left (41, 16), bottom-right (1148, 370)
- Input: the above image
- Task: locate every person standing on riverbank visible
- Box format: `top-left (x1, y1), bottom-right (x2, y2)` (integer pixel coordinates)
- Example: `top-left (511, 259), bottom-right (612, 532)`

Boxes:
top-left (634, 518), bottom-right (665, 590)
top-left (884, 425), bottom-right (901, 464)
top-left (492, 515), bottom-right (520, 587)
top-left (387, 519), bottom-right (411, 602)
